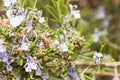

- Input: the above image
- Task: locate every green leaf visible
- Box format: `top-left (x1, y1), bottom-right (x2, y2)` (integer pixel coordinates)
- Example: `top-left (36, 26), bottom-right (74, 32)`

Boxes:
top-left (79, 22), bottom-right (85, 36)
top-left (45, 5), bottom-right (61, 25)
top-left (19, 58), bottom-right (24, 66)
top-left (29, 35), bottom-right (41, 51)
top-left (99, 44), bottom-right (106, 53)
top-left (30, 71), bottom-right (34, 79)
top-left (22, 0), bottom-right (27, 8)
top-left (33, 0), bottom-right (37, 8)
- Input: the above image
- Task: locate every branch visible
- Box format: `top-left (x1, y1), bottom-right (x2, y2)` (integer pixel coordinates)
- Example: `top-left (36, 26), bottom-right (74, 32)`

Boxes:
top-left (85, 72), bottom-right (120, 77)
top-left (74, 61), bottom-right (120, 67)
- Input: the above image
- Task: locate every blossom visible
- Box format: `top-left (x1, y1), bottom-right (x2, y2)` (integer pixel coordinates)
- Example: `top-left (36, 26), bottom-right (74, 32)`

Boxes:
top-left (69, 4), bottom-right (81, 19)
top-left (54, 40), bottom-right (60, 49)
top-left (37, 11), bottom-right (41, 17)
top-left (60, 35), bottom-right (68, 52)
top-left (20, 43), bottom-right (30, 51)
top-left (10, 15), bottom-right (25, 27)
top-left (0, 52), bottom-right (13, 71)
top-left (92, 28), bottom-right (103, 43)
top-left (64, 76), bottom-right (71, 80)
top-left (7, 63), bottom-right (13, 71)
top-left (3, 0), bottom-right (16, 7)
top-left (54, 35), bottom-right (68, 52)
top-left (41, 73), bottom-right (49, 80)
top-left (0, 39), bottom-right (6, 53)
top-left (20, 36), bottom-right (30, 51)
top-left (24, 56), bottom-right (38, 72)
top-left (95, 6), bottom-right (105, 19)
top-left (27, 20), bottom-right (33, 33)
top-left (68, 67), bottom-right (79, 80)
top-left (6, 9), bottom-right (26, 27)
top-left (93, 52), bottom-right (103, 64)
top-left (112, 77), bottom-right (120, 80)
top-left (35, 67), bottom-right (42, 76)
top-left (36, 40), bottom-right (44, 47)
top-left (39, 17), bottom-right (45, 23)
top-left (37, 11), bottom-right (46, 23)
top-left (60, 43), bottom-right (68, 52)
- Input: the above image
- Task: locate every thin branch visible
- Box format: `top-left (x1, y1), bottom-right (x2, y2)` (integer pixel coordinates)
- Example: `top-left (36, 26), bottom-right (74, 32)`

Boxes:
top-left (85, 72), bottom-right (120, 77)
top-left (74, 61), bottom-right (120, 67)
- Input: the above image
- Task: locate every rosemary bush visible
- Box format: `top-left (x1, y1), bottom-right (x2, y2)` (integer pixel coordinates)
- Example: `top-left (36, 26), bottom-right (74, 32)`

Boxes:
top-left (0, 0), bottom-right (117, 80)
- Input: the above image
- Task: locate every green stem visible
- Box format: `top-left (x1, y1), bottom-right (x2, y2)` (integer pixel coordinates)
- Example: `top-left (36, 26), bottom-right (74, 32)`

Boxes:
top-left (29, 35), bottom-right (41, 51)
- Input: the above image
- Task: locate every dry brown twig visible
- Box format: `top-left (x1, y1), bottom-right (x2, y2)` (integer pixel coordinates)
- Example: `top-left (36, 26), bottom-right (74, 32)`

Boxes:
top-left (74, 61), bottom-right (120, 77)
top-left (74, 61), bottom-right (120, 67)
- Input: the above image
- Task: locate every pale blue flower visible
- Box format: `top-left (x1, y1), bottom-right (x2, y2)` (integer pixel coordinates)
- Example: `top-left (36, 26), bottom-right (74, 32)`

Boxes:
top-left (64, 76), bottom-right (71, 80)
top-left (10, 15), bottom-right (25, 27)
top-left (93, 52), bottom-right (103, 64)
top-left (20, 43), bottom-right (30, 51)
top-left (27, 20), bottom-right (33, 33)
top-left (6, 9), bottom-right (26, 27)
top-left (112, 77), bottom-right (120, 80)
top-left (60, 35), bottom-right (68, 52)
top-left (54, 40), bottom-right (60, 49)
top-left (39, 17), bottom-right (45, 23)
top-left (41, 73), bottom-right (49, 80)
top-left (20, 36), bottom-right (30, 51)
top-left (24, 56), bottom-right (38, 72)
top-left (36, 40), bottom-right (44, 47)
top-left (68, 67), bottom-right (79, 80)
top-left (92, 28), bottom-right (103, 43)
top-left (54, 35), bottom-right (68, 52)
top-left (60, 43), bottom-right (68, 52)
top-left (37, 11), bottom-right (41, 17)
top-left (35, 67), bottom-right (42, 76)
top-left (37, 11), bottom-right (45, 23)
top-left (7, 64), bottom-right (13, 71)
top-left (0, 39), bottom-right (6, 53)
top-left (3, 0), bottom-right (16, 7)
top-left (69, 4), bottom-right (81, 19)
top-left (0, 52), bottom-right (13, 71)
top-left (95, 6), bottom-right (105, 19)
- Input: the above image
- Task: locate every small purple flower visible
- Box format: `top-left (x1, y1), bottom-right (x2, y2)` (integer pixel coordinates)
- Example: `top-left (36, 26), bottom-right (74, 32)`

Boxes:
top-left (41, 73), bottom-right (49, 80)
top-left (0, 52), bottom-right (13, 71)
top-left (35, 67), bottom-right (42, 76)
top-left (36, 40), bottom-right (44, 47)
top-left (0, 39), bottom-right (6, 53)
top-left (20, 36), bottom-right (30, 51)
top-left (54, 35), bottom-right (68, 52)
top-left (35, 33), bottom-right (38, 39)
top-left (112, 76), bottom-right (120, 80)
top-left (68, 67), bottom-right (79, 80)
top-left (7, 63), bottom-right (13, 71)
top-left (92, 28), bottom-right (103, 43)
top-left (64, 76), bottom-right (71, 80)
top-left (69, 4), bottom-right (81, 19)
top-left (24, 56), bottom-right (38, 72)
top-left (39, 17), bottom-right (45, 23)
top-left (37, 11), bottom-right (46, 23)
top-left (95, 6), bottom-right (105, 19)
top-left (3, 0), bottom-right (16, 7)
top-left (37, 11), bottom-right (41, 17)
top-left (93, 52), bottom-right (103, 64)
top-left (60, 35), bottom-right (68, 52)
top-left (6, 9), bottom-right (26, 27)
top-left (60, 43), bottom-right (68, 52)
top-left (27, 20), bottom-right (33, 33)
